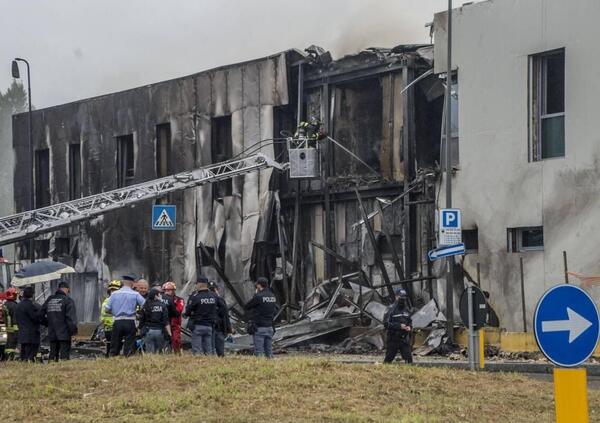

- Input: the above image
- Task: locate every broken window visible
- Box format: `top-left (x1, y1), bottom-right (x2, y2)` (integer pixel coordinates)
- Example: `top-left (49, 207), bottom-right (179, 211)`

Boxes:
top-left (69, 144), bottom-right (81, 200)
top-left (156, 123), bottom-right (171, 178)
top-left (117, 134), bottom-right (135, 187)
top-left (211, 116), bottom-right (232, 198)
top-left (530, 49), bottom-right (565, 160)
top-left (462, 229), bottom-right (478, 253)
top-left (508, 226), bottom-right (544, 252)
top-left (441, 73), bottom-right (459, 169)
top-left (35, 148), bottom-right (50, 208)
top-left (332, 78), bottom-right (382, 176)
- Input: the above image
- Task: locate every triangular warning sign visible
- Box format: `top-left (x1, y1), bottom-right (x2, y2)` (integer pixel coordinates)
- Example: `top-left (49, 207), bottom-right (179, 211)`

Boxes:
top-left (154, 209), bottom-right (174, 228)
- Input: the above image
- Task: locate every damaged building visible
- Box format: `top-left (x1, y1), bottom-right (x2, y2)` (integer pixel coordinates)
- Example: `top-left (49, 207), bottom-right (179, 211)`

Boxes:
top-left (432, 0), bottom-right (600, 331)
top-left (11, 44), bottom-right (450, 347)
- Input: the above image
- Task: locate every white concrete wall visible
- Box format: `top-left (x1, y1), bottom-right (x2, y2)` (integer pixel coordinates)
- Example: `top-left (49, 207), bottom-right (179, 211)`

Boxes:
top-left (434, 0), bottom-right (600, 330)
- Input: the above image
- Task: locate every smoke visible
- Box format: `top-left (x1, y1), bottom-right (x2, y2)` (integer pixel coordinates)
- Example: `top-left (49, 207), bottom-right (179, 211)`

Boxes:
top-left (323, 2), bottom-right (436, 56)
top-left (0, 0), bottom-right (447, 109)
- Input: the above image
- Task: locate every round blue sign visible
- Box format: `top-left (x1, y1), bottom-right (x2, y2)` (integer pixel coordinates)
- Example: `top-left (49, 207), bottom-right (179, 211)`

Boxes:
top-left (534, 284), bottom-right (600, 367)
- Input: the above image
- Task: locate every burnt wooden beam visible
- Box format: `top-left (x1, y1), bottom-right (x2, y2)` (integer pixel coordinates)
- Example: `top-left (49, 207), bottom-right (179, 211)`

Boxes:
top-left (354, 187), bottom-right (395, 301)
top-left (375, 200), bottom-right (412, 302)
top-left (310, 240), bottom-right (373, 288)
top-left (198, 242), bottom-right (245, 309)
top-left (275, 193), bottom-right (291, 321)
top-left (370, 275), bottom-right (437, 290)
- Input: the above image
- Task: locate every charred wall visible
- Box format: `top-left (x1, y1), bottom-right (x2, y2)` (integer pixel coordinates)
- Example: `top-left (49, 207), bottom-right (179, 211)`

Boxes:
top-left (12, 52), bottom-right (295, 306)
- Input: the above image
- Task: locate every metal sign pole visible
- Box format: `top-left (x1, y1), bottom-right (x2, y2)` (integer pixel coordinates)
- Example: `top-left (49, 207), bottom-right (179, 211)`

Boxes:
top-left (445, 0), bottom-right (455, 343)
top-left (161, 231), bottom-right (166, 281)
top-left (467, 284), bottom-right (475, 370)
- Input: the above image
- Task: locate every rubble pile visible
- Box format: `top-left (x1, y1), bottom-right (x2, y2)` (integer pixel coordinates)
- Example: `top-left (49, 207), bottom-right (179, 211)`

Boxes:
top-left (229, 273), bottom-right (455, 356)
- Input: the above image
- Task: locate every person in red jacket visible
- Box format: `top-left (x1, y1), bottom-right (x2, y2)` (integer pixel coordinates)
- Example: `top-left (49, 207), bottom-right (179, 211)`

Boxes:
top-left (162, 281), bottom-right (184, 354)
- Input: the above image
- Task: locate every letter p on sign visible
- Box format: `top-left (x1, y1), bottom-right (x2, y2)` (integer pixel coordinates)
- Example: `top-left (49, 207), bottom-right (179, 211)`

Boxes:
top-left (441, 209), bottom-right (460, 229)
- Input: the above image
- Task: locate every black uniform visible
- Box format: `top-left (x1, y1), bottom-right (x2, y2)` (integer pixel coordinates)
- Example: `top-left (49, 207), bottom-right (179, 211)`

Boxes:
top-left (41, 290), bottom-right (78, 361)
top-left (15, 298), bottom-right (41, 362)
top-left (245, 287), bottom-right (278, 358)
top-left (244, 288), bottom-right (278, 328)
top-left (185, 289), bottom-right (218, 355)
top-left (139, 299), bottom-right (169, 330)
top-left (184, 289), bottom-right (218, 326)
top-left (213, 296), bottom-right (232, 357)
top-left (383, 301), bottom-right (413, 364)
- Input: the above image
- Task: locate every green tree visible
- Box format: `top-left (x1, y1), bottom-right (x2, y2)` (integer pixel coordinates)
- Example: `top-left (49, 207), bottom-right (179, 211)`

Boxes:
top-left (0, 80), bottom-right (28, 116)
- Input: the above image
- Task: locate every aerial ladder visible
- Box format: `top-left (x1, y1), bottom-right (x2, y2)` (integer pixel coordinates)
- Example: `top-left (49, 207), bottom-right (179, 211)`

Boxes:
top-left (0, 153), bottom-right (286, 247)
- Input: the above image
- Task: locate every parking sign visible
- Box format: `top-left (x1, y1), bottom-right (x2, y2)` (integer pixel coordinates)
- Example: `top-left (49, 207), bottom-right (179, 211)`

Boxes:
top-left (439, 209), bottom-right (462, 246)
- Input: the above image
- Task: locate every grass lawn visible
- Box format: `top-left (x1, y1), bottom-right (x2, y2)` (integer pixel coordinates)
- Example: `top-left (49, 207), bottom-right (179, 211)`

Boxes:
top-left (1, 355), bottom-right (598, 422)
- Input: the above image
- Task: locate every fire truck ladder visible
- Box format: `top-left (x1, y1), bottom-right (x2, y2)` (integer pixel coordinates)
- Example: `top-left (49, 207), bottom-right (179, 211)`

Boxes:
top-left (0, 153), bottom-right (285, 247)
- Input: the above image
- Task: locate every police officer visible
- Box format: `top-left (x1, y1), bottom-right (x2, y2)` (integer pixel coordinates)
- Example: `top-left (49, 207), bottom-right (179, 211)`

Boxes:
top-left (184, 276), bottom-right (218, 355)
top-left (245, 277), bottom-right (278, 358)
top-left (383, 288), bottom-right (413, 364)
top-left (105, 275), bottom-right (145, 357)
top-left (41, 281), bottom-right (78, 361)
top-left (15, 286), bottom-right (41, 362)
top-left (139, 288), bottom-right (171, 354)
top-left (209, 281), bottom-right (232, 357)
top-left (2, 287), bottom-right (19, 360)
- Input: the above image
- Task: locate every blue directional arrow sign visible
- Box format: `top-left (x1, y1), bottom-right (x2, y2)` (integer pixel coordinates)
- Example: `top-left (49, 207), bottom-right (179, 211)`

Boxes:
top-left (152, 205), bottom-right (177, 231)
top-left (427, 243), bottom-right (465, 261)
top-left (534, 284), bottom-right (600, 367)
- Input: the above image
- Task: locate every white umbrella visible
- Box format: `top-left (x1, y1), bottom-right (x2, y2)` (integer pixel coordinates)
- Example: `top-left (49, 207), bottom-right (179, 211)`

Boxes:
top-left (12, 261), bottom-right (76, 287)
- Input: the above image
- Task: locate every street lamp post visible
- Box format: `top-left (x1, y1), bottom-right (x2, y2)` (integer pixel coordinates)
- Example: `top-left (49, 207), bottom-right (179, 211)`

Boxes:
top-left (12, 58), bottom-right (35, 263)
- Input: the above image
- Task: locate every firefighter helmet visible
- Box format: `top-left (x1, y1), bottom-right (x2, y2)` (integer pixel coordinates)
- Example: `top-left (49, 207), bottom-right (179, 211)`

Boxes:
top-left (108, 280), bottom-right (122, 291)
top-left (5, 287), bottom-right (18, 300)
top-left (162, 281), bottom-right (176, 291)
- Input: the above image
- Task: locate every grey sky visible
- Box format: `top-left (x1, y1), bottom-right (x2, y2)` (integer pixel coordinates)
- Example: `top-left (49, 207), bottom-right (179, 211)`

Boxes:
top-left (1, 0), bottom-right (449, 109)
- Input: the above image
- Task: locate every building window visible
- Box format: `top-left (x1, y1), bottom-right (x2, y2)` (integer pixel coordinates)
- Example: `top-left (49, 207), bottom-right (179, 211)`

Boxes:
top-left (69, 144), bottom-right (81, 200)
top-left (441, 73), bottom-right (459, 169)
top-left (156, 123), bottom-right (171, 178)
top-left (508, 227), bottom-right (544, 252)
top-left (530, 49), bottom-right (565, 161)
top-left (35, 148), bottom-right (50, 208)
top-left (462, 229), bottom-right (478, 253)
top-left (117, 134), bottom-right (135, 187)
top-left (212, 116), bottom-right (233, 198)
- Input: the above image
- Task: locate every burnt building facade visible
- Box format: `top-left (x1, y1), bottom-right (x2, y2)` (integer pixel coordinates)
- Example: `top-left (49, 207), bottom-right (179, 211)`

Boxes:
top-left (12, 45), bottom-right (444, 322)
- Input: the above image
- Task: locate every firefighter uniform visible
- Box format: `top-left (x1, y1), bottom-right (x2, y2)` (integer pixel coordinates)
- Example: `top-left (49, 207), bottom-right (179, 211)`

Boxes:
top-left (161, 281), bottom-right (184, 354)
top-left (2, 288), bottom-right (19, 359)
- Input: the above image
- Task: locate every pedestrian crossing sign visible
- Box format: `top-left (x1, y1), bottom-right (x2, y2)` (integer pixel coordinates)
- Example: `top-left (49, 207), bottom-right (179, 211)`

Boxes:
top-left (152, 205), bottom-right (176, 231)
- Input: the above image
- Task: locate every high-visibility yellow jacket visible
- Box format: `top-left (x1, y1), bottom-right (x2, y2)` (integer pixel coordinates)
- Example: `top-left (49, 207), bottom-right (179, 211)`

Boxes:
top-left (100, 297), bottom-right (114, 331)
top-left (2, 300), bottom-right (18, 333)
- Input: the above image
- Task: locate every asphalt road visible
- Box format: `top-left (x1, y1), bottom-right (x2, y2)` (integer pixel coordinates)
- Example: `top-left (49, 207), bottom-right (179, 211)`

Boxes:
top-left (525, 372), bottom-right (600, 390)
